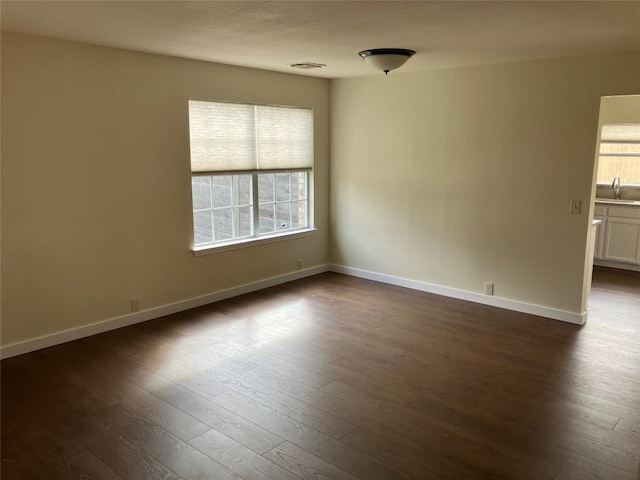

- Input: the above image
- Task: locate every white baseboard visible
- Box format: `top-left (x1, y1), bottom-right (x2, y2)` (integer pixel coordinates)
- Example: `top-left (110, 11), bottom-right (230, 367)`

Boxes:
top-left (594, 260), bottom-right (640, 272)
top-left (0, 264), bottom-right (330, 360)
top-left (2, 262), bottom-right (586, 360)
top-left (329, 264), bottom-right (586, 326)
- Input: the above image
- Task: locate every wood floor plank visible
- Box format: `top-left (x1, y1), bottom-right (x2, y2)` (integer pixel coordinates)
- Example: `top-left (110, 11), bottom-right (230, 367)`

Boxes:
top-left (66, 450), bottom-right (126, 480)
top-left (138, 344), bottom-right (356, 440)
top-left (482, 389), bottom-right (621, 431)
top-left (535, 387), bottom-right (640, 426)
top-left (147, 362), bottom-right (229, 400)
top-left (139, 372), bottom-right (285, 455)
top-left (218, 369), bottom-right (357, 439)
top-left (1, 415), bottom-right (80, 480)
top-left (320, 380), bottom-right (559, 479)
top-left (38, 341), bottom-right (225, 445)
top-left (554, 458), bottom-right (638, 480)
top-left (330, 352), bottom-right (492, 408)
top-left (98, 404), bottom-right (240, 480)
top-left (68, 359), bottom-right (213, 443)
top-left (263, 441), bottom-right (360, 480)
top-left (198, 339), bottom-right (338, 388)
top-left (545, 371), bottom-right (640, 411)
top-left (211, 390), bottom-right (411, 480)
top-left (553, 432), bottom-right (639, 473)
top-left (339, 426), bottom-right (485, 480)
top-left (615, 419), bottom-right (640, 439)
top-left (86, 424), bottom-right (183, 480)
top-left (242, 363), bottom-right (551, 479)
top-left (189, 429), bottom-right (302, 480)
top-left (476, 396), bottom-right (640, 459)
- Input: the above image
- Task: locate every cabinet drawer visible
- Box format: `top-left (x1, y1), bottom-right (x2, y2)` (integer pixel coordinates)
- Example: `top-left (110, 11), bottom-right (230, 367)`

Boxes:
top-left (604, 218), bottom-right (640, 264)
top-left (594, 204), bottom-right (607, 216)
top-left (608, 205), bottom-right (640, 219)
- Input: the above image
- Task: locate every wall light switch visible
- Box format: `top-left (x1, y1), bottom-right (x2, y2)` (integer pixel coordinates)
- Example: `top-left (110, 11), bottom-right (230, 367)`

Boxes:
top-left (570, 200), bottom-right (582, 214)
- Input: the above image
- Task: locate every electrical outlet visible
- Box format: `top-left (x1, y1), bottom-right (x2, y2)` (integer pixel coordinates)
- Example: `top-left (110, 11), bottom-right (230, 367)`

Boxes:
top-left (484, 282), bottom-right (494, 296)
top-left (297, 259), bottom-right (303, 270)
top-left (131, 298), bottom-right (140, 312)
top-left (570, 200), bottom-right (582, 214)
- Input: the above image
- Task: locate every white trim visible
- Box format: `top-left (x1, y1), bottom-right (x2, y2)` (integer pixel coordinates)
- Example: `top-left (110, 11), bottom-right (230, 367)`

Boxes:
top-left (0, 264), bottom-right (330, 360)
top-left (329, 264), bottom-right (587, 326)
top-left (2, 262), bottom-right (590, 360)
top-left (193, 228), bottom-right (317, 256)
top-left (594, 260), bottom-right (640, 272)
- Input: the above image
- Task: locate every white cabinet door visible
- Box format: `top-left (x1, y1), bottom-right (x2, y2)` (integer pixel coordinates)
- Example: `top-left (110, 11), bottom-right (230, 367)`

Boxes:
top-left (604, 217), bottom-right (640, 264)
top-left (594, 216), bottom-right (605, 260)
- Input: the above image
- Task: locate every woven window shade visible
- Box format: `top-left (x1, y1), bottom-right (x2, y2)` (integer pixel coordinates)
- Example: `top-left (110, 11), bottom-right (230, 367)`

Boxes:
top-left (189, 100), bottom-right (313, 173)
top-left (601, 124), bottom-right (640, 142)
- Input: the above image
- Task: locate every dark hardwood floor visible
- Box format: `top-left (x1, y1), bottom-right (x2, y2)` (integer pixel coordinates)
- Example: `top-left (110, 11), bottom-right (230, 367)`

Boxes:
top-left (2, 267), bottom-right (639, 479)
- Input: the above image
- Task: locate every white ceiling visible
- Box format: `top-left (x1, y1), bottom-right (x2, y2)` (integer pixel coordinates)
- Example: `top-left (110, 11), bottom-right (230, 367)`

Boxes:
top-left (2, 1), bottom-right (639, 78)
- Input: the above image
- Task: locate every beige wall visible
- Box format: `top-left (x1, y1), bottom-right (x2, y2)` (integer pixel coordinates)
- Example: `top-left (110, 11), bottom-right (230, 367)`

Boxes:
top-left (330, 51), bottom-right (640, 315)
top-left (1, 33), bottom-right (330, 347)
top-left (598, 94), bottom-right (640, 125)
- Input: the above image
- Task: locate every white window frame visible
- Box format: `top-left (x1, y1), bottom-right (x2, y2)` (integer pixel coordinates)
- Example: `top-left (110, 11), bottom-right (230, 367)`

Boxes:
top-left (188, 100), bottom-right (315, 255)
top-left (596, 123), bottom-right (640, 187)
top-left (192, 170), bottom-right (314, 255)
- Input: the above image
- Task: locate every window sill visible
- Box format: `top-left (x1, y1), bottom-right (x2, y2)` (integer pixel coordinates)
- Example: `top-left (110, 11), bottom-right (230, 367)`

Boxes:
top-left (596, 183), bottom-right (640, 187)
top-left (192, 228), bottom-right (317, 256)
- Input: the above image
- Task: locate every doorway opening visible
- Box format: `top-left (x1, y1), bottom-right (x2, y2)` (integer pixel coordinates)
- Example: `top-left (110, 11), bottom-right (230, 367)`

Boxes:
top-left (584, 95), bottom-right (640, 323)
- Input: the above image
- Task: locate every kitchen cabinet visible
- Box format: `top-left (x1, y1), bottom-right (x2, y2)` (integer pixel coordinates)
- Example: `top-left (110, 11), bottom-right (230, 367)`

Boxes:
top-left (594, 202), bottom-right (640, 270)
top-left (593, 204), bottom-right (606, 260)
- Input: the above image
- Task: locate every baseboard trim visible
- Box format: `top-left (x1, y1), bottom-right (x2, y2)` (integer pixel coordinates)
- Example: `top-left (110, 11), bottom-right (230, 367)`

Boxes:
top-left (0, 264), bottom-right (330, 360)
top-left (2, 262), bottom-right (585, 359)
top-left (594, 260), bottom-right (640, 272)
top-left (330, 264), bottom-right (586, 325)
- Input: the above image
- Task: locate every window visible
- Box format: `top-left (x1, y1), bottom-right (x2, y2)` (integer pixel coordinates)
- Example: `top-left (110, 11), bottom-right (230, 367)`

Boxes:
top-left (188, 100), bottom-right (313, 251)
top-left (597, 124), bottom-right (640, 185)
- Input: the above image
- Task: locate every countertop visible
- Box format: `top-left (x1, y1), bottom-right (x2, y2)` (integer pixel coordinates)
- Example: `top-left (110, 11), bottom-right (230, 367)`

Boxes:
top-left (595, 199), bottom-right (640, 206)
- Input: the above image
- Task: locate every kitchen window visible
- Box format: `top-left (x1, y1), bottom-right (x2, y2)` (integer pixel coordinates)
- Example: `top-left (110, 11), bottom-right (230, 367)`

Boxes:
top-left (188, 100), bottom-right (313, 253)
top-left (596, 124), bottom-right (640, 185)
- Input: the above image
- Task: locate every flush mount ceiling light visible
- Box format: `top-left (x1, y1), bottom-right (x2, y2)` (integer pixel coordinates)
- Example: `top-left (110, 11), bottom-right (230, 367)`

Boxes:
top-left (358, 48), bottom-right (416, 75)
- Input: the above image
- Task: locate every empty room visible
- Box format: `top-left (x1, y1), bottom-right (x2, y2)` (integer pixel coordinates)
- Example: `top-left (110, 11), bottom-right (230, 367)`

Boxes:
top-left (1, 2), bottom-right (639, 479)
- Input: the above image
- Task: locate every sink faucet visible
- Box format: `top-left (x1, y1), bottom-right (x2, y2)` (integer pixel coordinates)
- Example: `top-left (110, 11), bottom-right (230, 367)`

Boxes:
top-left (612, 175), bottom-right (621, 199)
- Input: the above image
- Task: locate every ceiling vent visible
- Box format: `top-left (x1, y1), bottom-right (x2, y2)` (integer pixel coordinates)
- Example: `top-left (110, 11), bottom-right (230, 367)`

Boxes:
top-left (290, 62), bottom-right (326, 70)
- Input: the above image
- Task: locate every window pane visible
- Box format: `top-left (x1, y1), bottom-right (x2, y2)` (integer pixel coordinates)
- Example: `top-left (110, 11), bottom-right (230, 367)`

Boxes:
top-left (601, 124), bottom-right (640, 142)
top-left (275, 173), bottom-right (290, 202)
top-left (275, 203), bottom-right (291, 231)
top-left (191, 176), bottom-right (212, 210)
top-left (291, 172), bottom-right (307, 201)
top-left (236, 206), bottom-right (253, 238)
top-left (291, 201), bottom-right (308, 229)
top-left (193, 210), bottom-right (213, 245)
top-left (259, 204), bottom-right (275, 234)
top-left (212, 175), bottom-right (232, 208)
top-left (236, 174), bottom-right (252, 206)
top-left (597, 156), bottom-right (640, 185)
top-left (213, 208), bottom-right (233, 241)
top-left (258, 174), bottom-right (275, 204)
top-left (192, 170), bottom-right (309, 248)
top-left (598, 124), bottom-right (640, 185)
top-left (600, 143), bottom-right (640, 156)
